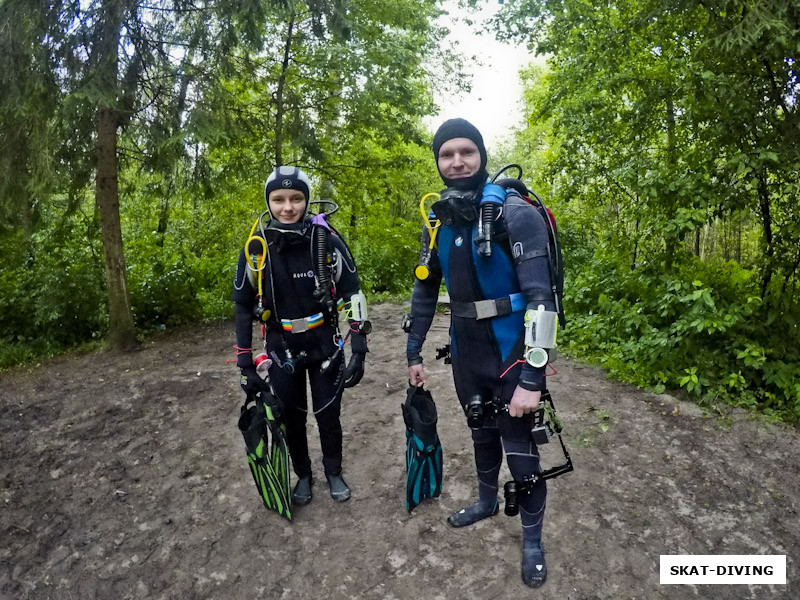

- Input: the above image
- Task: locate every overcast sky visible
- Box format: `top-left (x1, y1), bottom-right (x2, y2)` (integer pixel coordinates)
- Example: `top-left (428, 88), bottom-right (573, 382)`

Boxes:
top-left (425, 1), bottom-right (544, 148)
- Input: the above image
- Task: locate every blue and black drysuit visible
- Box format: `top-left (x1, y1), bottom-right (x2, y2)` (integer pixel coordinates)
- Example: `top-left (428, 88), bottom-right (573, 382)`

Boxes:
top-left (234, 218), bottom-right (367, 479)
top-left (406, 190), bottom-right (555, 544)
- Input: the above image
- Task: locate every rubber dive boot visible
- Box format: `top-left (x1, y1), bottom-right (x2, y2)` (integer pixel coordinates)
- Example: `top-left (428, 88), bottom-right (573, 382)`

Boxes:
top-left (326, 473), bottom-right (351, 502)
top-left (292, 475), bottom-right (313, 506)
top-left (521, 540), bottom-right (547, 588)
top-left (446, 501), bottom-right (499, 527)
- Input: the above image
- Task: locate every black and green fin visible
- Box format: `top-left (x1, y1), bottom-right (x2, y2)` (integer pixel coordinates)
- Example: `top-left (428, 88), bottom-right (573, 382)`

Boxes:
top-left (265, 403), bottom-right (291, 509)
top-left (402, 385), bottom-right (443, 512)
top-left (238, 395), bottom-right (292, 521)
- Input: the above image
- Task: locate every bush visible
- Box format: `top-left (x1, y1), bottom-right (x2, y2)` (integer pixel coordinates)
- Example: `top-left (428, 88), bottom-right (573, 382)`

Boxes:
top-left (562, 248), bottom-right (800, 422)
top-left (347, 200), bottom-right (419, 298)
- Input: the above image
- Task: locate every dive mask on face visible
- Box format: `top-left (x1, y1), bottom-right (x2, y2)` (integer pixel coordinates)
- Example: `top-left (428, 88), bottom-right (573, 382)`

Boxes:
top-left (431, 188), bottom-right (479, 226)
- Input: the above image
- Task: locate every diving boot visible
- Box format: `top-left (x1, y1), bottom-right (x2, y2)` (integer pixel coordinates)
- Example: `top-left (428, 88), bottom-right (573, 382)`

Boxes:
top-left (291, 475), bottom-right (313, 506)
top-left (446, 501), bottom-right (499, 527)
top-left (326, 473), bottom-right (351, 502)
top-left (521, 540), bottom-right (547, 588)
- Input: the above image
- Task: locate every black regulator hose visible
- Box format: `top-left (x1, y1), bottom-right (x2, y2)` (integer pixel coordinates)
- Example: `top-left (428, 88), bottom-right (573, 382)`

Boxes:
top-left (490, 163), bottom-right (523, 183)
top-left (477, 202), bottom-right (497, 257)
top-left (311, 223), bottom-right (344, 374)
top-left (474, 183), bottom-right (505, 258)
top-left (473, 164), bottom-right (525, 258)
top-left (312, 225), bottom-right (335, 315)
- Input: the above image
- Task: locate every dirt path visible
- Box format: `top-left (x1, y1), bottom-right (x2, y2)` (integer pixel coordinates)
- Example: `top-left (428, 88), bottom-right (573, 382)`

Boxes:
top-left (1, 303), bottom-right (797, 599)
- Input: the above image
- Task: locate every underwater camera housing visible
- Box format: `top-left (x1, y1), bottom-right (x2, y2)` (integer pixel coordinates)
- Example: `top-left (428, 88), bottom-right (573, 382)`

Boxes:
top-left (502, 390), bottom-right (573, 516)
top-left (503, 479), bottom-right (525, 516)
top-left (530, 400), bottom-right (562, 446)
top-left (465, 395), bottom-right (484, 429)
top-left (464, 394), bottom-right (504, 429)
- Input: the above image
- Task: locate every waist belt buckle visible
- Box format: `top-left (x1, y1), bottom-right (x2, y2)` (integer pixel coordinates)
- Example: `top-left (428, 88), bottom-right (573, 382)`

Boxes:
top-left (290, 318), bottom-right (310, 333)
top-left (474, 299), bottom-right (499, 320)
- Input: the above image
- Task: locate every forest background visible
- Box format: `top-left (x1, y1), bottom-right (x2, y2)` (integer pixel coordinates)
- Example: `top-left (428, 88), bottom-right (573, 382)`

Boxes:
top-left (0, 0), bottom-right (798, 422)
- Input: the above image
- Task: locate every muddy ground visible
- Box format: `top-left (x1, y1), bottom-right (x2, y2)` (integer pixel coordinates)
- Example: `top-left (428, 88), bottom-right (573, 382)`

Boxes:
top-left (0, 303), bottom-right (797, 599)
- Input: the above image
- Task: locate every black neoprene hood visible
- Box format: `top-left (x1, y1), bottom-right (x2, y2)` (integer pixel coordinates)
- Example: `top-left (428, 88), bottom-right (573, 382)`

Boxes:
top-left (431, 118), bottom-right (488, 190)
top-left (264, 165), bottom-right (312, 219)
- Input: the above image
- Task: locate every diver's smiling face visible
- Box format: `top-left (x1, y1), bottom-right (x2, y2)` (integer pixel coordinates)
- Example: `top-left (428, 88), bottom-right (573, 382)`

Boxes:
top-left (437, 137), bottom-right (481, 180)
top-left (268, 189), bottom-right (306, 224)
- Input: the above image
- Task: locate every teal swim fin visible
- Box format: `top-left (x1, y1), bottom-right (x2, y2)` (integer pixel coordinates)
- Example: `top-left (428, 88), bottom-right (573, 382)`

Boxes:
top-left (238, 393), bottom-right (292, 521)
top-left (402, 385), bottom-right (443, 512)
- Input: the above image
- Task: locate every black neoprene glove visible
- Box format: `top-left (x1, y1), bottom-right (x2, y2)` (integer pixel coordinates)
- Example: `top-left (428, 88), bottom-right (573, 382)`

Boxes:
top-left (240, 366), bottom-right (284, 418)
top-left (342, 329), bottom-right (368, 388)
top-left (342, 353), bottom-right (365, 388)
top-left (349, 329), bottom-right (368, 354)
top-left (260, 388), bottom-right (284, 420)
top-left (240, 365), bottom-right (269, 397)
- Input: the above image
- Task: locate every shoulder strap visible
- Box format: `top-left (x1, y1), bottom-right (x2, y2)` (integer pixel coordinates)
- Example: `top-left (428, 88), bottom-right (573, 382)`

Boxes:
top-left (501, 190), bottom-right (544, 265)
top-left (502, 187), bottom-right (566, 327)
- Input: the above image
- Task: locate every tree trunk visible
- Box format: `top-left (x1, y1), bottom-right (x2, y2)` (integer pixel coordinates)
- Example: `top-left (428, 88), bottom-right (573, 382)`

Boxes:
top-left (664, 95), bottom-right (676, 271)
top-left (95, 0), bottom-right (137, 350)
top-left (273, 12), bottom-right (295, 167)
top-left (736, 221), bottom-right (742, 263)
top-left (757, 171), bottom-right (774, 298)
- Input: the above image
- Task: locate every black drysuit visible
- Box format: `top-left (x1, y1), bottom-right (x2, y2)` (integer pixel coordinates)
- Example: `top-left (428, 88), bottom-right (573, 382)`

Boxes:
top-left (233, 218), bottom-right (366, 478)
top-left (406, 190), bottom-right (557, 543)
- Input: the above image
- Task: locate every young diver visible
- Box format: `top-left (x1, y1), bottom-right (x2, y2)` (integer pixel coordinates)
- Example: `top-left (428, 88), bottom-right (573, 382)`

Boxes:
top-left (233, 166), bottom-right (369, 505)
top-left (405, 119), bottom-right (559, 587)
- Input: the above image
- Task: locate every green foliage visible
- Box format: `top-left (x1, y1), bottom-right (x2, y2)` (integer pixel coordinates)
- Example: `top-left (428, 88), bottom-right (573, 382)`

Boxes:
top-left (347, 203), bottom-right (421, 298)
top-left (491, 0), bottom-right (800, 423)
top-left (494, 0), bottom-right (800, 283)
top-left (0, 208), bottom-right (107, 368)
top-left (561, 249), bottom-right (800, 421)
top-left (322, 137), bottom-right (441, 299)
top-left (0, 0), bottom-right (450, 366)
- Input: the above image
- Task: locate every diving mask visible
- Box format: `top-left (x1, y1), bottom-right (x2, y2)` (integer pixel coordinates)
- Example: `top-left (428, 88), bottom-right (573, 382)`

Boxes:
top-left (431, 188), bottom-right (479, 226)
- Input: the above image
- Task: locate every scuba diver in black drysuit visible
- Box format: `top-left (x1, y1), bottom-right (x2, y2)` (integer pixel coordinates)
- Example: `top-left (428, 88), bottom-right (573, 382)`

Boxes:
top-left (406, 119), bottom-right (559, 588)
top-left (234, 166), bottom-right (369, 505)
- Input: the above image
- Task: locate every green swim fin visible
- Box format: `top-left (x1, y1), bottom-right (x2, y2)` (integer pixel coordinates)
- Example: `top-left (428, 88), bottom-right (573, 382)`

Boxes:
top-left (238, 393), bottom-right (292, 521)
top-left (402, 385), bottom-right (443, 512)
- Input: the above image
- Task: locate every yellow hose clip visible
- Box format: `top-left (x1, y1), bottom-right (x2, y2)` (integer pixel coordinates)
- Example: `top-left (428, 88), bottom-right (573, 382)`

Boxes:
top-left (244, 233), bottom-right (268, 302)
top-left (245, 215), bottom-right (273, 324)
top-left (419, 193), bottom-right (441, 246)
top-left (415, 193), bottom-right (441, 280)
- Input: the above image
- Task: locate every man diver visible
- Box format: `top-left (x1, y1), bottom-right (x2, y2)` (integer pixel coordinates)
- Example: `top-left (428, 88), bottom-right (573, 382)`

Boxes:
top-left (406, 119), bottom-right (557, 588)
top-left (233, 166), bottom-right (369, 505)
